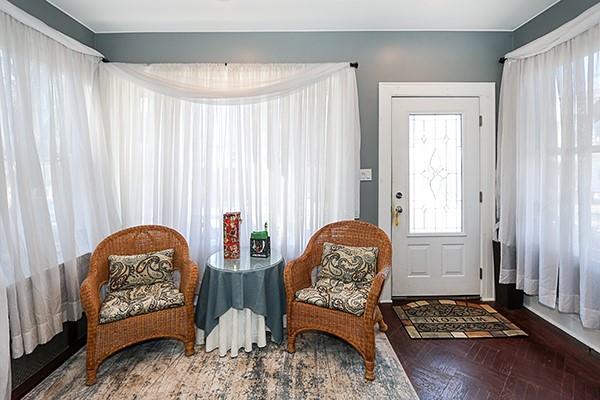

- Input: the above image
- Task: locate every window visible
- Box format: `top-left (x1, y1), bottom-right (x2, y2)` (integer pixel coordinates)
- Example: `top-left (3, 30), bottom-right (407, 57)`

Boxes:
top-left (408, 114), bottom-right (463, 234)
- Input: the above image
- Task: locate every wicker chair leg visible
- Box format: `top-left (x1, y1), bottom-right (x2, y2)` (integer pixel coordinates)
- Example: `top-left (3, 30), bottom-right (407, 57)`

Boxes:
top-left (363, 328), bottom-right (376, 381)
top-left (86, 367), bottom-right (97, 386)
top-left (85, 339), bottom-right (97, 386)
top-left (184, 339), bottom-right (195, 356)
top-left (376, 308), bottom-right (388, 332)
top-left (287, 331), bottom-right (297, 353)
top-left (364, 359), bottom-right (375, 381)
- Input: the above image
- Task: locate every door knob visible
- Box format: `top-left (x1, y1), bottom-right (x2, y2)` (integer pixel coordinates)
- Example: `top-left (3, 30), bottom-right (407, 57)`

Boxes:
top-left (393, 205), bottom-right (403, 226)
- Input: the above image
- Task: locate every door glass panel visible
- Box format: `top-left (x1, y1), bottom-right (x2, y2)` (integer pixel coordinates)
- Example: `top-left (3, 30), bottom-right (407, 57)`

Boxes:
top-left (409, 114), bottom-right (463, 234)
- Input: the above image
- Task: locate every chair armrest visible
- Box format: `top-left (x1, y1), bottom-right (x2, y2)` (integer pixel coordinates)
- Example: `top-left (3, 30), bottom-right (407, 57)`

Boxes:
top-left (363, 266), bottom-right (391, 322)
top-left (180, 260), bottom-right (199, 305)
top-left (80, 273), bottom-right (103, 325)
top-left (284, 251), bottom-right (320, 301)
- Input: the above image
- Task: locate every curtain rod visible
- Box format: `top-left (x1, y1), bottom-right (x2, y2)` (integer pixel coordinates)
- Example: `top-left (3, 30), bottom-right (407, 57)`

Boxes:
top-left (499, 57), bottom-right (507, 64)
top-left (220, 61), bottom-right (358, 68)
top-left (101, 58), bottom-right (358, 69)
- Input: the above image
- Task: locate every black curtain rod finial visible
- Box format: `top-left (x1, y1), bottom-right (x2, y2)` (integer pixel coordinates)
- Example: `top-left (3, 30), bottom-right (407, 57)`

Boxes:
top-left (101, 57), bottom-right (110, 63)
top-left (499, 57), bottom-right (507, 64)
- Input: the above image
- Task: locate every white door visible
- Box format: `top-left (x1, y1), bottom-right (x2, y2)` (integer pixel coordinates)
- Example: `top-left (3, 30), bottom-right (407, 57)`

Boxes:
top-left (391, 97), bottom-right (480, 296)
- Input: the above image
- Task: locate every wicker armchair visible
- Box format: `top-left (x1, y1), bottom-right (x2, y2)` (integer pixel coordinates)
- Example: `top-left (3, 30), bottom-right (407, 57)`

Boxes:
top-left (284, 220), bottom-right (391, 381)
top-left (80, 225), bottom-right (199, 385)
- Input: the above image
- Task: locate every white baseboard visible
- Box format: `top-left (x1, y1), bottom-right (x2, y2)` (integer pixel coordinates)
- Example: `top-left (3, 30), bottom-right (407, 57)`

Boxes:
top-left (523, 295), bottom-right (600, 354)
top-left (379, 299), bottom-right (392, 304)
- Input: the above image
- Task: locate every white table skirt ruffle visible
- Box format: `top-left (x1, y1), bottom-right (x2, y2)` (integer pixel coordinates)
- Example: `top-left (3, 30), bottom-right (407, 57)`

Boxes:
top-left (196, 307), bottom-right (271, 357)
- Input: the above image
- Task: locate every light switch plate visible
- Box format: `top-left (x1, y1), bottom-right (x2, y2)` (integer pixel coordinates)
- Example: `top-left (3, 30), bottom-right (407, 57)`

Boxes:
top-left (360, 168), bottom-right (372, 181)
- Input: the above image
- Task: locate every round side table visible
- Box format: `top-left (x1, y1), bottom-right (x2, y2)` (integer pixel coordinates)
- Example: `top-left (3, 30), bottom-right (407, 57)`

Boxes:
top-left (194, 248), bottom-right (286, 357)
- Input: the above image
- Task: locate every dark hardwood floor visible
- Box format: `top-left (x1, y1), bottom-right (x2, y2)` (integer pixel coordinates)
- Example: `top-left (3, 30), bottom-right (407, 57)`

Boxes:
top-left (380, 302), bottom-right (600, 400)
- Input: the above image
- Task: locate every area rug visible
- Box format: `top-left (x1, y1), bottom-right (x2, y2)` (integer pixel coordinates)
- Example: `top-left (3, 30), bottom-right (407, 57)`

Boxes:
top-left (394, 300), bottom-right (527, 339)
top-left (24, 331), bottom-right (419, 400)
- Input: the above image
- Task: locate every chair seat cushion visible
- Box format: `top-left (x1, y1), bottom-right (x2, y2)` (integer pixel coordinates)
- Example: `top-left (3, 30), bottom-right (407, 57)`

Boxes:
top-left (295, 278), bottom-right (371, 316)
top-left (99, 281), bottom-right (185, 324)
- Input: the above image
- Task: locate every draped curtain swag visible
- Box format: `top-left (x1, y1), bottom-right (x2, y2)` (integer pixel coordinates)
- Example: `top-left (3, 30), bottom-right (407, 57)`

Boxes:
top-left (498, 3), bottom-right (600, 329)
top-left (99, 61), bottom-right (361, 265)
top-left (103, 62), bottom-right (351, 104)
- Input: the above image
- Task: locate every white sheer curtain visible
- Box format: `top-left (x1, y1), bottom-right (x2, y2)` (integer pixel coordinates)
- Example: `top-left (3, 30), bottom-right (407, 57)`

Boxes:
top-left (498, 5), bottom-right (600, 329)
top-left (0, 275), bottom-right (9, 400)
top-left (0, 3), bottom-right (118, 367)
top-left (103, 62), bottom-right (350, 104)
top-left (99, 62), bottom-right (361, 263)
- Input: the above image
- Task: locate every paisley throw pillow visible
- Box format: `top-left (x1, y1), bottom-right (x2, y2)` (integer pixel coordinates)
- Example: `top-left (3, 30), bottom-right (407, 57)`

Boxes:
top-left (318, 242), bottom-right (379, 284)
top-left (107, 248), bottom-right (175, 292)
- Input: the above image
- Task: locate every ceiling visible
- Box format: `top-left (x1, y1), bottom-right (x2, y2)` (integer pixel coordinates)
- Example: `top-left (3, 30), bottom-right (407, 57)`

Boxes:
top-left (47, 0), bottom-right (561, 33)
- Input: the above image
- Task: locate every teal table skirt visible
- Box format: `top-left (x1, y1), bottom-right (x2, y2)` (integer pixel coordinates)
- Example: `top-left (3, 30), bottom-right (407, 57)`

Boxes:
top-left (194, 259), bottom-right (287, 344)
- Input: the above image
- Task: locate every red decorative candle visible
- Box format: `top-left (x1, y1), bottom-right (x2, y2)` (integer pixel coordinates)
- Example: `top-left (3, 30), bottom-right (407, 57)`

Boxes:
top-left (223, 212), bottom-right (242, 259)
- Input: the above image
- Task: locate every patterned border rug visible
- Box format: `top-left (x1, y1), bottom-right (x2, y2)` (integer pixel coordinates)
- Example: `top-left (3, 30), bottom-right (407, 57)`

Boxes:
top-left (394, 300), bottom-right (527, 339)
top-left (24, 331), bottom-right (419, 400)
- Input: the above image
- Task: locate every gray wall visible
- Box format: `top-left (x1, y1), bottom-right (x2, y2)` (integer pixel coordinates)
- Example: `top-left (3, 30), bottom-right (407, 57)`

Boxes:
top-left (94, 31), bottom-right (513, 224)
top-left (7, 0), bottom-right (94, 47)
top-left (514, 0), bottom-right (600, 47)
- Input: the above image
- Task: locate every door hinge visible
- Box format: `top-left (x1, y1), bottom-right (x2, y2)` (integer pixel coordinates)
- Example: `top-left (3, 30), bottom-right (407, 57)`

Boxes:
top-left (480, 268), bottom-right (483, 280)
top-left (479, 191), bottom-right (483, 203)
top-left (479, 115), bottom-right (483, 127)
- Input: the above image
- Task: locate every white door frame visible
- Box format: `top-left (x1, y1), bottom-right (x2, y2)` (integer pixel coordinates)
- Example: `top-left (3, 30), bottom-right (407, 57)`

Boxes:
top-left (378, 82), bottom-right (496, 302)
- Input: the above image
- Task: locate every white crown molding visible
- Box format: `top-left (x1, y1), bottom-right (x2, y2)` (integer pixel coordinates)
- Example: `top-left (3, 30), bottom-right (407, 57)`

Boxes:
top-left (45, 0), bottom-right (96, 33)
top-left (93, 28), bottom-right (516, 34)
top-left (511, 0), bottom-right (562, 31)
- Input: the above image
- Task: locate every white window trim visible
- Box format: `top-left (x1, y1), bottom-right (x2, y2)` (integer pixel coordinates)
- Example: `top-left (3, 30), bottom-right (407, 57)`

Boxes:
top-left (378, 82), bottom-right (496, 302)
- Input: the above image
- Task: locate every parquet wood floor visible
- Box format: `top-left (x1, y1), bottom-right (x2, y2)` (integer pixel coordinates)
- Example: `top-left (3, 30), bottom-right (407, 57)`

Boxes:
top-left (381, 302), bottom-right (600, 400)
